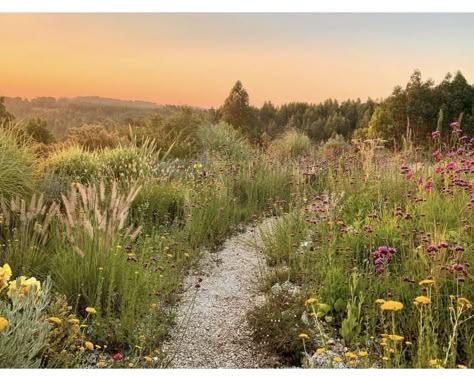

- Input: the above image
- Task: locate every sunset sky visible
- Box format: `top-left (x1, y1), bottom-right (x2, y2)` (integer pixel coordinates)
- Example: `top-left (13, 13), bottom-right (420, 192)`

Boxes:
top-left (1, 13), bottom-right (474, 108)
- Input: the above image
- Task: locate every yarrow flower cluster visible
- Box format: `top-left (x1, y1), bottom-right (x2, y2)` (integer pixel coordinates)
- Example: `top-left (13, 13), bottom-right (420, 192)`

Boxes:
top-left (372, 246), bottom-right (396, 275)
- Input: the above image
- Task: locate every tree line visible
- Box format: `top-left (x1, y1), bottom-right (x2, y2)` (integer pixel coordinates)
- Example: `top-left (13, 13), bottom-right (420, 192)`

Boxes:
top-left (2, 69), bottom-right (474, 153)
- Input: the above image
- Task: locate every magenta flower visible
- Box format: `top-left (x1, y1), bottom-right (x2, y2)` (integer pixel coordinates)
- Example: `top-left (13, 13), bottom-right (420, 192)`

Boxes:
top-left (432, 130), bottom-right (440, 139)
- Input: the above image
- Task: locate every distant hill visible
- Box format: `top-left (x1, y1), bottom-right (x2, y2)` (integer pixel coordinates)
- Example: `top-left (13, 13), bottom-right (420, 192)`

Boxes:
top-left (3, 96), bottom-right (208, 138)
top-left (72, 96), bottom-right (162, 109)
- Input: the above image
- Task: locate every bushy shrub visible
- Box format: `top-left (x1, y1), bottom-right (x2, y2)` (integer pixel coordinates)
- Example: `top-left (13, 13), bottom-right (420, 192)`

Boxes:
top-left (320, 133), bottom-right (351, 158)
top-left (269, 128), bottom-right (311, 159)
top-left (0, 127), bottom-right (35, 201)
top-left (0, 275), bottom-right (52, 368)
top-left (67, 124), bottom-right (121, 151)
top-left (197, 121), bottom-right (253, 161)
top-left (37, 146), bottom-right (102, 184)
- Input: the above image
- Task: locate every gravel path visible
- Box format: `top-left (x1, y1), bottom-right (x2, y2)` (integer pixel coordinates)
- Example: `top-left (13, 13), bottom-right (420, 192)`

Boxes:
top-left (161, 220), bottom-right (280, 368)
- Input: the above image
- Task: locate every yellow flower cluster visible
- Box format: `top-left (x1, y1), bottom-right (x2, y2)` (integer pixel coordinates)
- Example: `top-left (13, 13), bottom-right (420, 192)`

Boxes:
top-left (413, 296), bottom-right (431, 305)
top-left (7, 276), bottom-right (42, 298)
top-left (377, 300), bottom-right (404, 311)
top-left (0, 316), bottom-right (9, 331)
top-left (0, 263), bottom-right (12, 291)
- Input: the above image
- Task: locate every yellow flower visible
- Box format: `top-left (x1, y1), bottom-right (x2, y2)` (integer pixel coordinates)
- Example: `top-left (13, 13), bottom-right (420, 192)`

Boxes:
top-left (380, 300), bottom-right (404, 311)
top-left (405, 341), bottom-right (412, 346)
top-left (68, 318), bottom-right (80, 325)
top-left (7, 276), bottom-right (42, 298)
top-left (154, 349), bottom-right (161, 355)
top-left (0, 263), bottom-right (12, 291)
top-left (97, 360), bottom-right (106, 368)
top-left (95, 345), bottom-right (101, 349)
top-left (358, 351), bottom-right (368, 357)
top-left (85, 341), bottom-right (94, 350)
top-left (144, 356), bottom-right (152, 363)
top-left (457, 298), bottom-right (472, 308)
top-left (298, 333), bottom-right (309, 340)
top-left (375, 299), bottom-right (386, 304)
top-left (388, 334), bottom-right (404, 342)
top-left (429, 359), bottom-right (438, 366)
top-left (0, 316), bottom-right (9, 331)
top-left (47, 317), bottom-right (62, 325)
top-left (382, 357), bottom-right (389, 361)
top-left (414, 296), bottom-right (431, 305)
top-left (305, 297), bottom-right (318, 306)
top-left (345, 351), bottom-right (357, 359)
top-left (128, 363), bottom-right (134, 368)
top-left (85, 307), bottom-right (97, 314)
top-left (79, 347), bottom-right (85, 353)
top-left (333, 357), bottom-right (342, 362)
top-left (418, 279), bottom-right (435, 285)
top-left (457, 364), bottom-right (468, 369)
top-left (316, 348), bottom-right (326, 354)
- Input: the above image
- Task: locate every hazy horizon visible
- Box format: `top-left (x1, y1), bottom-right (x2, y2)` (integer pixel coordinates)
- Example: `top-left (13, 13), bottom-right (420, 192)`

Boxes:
top-left (2, 13), bottom-right (474, 108)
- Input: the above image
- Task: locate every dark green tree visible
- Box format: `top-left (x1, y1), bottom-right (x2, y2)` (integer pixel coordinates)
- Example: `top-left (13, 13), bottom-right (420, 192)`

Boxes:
top-left (0, 97), bottom-right (14, 124)
top-left (24, 118), bottom-right (56, 144)
top-left (221, 81), bottom-right (253, 136)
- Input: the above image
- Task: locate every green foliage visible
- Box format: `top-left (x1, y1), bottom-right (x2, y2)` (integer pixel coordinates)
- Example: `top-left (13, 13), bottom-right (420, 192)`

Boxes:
top-left (0, 194), bottom-right (58, 279)
top-left (67, 124), bottom-right (121, 151)
top-left (270, 129), bottom-right (311, 159)
top-left (320, 133), bottom-right (351, 158)
top-left (101, 145), bottom-right (157, 184)
top-left (198, 121), bottom-right (253, 160)
top-left (24, 118), bottom-right (56, 144)
top-left (131, 180), bottom-right (186, 227)
top-left (37, 146), bottom-right (102, 184)
top-left (339, 273), bottom-right (364, 346)
top-left (0, 127), bottom-right (35, 201)
top-left (0, 277), bottom-right (52, 368)
top-left (368, 106), bottom-right (396, 142)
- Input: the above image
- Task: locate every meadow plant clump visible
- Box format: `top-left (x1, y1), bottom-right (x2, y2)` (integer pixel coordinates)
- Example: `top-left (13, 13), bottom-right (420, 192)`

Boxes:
top-left (37, 145), bottom-right (102, 185)
top-left (257, 131), bottom-right (474, 368)
top-left (269, 128), bottom-right (312, 160)
top-left (0, 127), bottom-right (35, 200)
top-left (0, 270), bottom-right (52, 368)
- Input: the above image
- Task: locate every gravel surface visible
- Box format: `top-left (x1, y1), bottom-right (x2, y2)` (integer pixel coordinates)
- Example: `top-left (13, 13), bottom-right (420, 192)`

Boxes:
top-left (162, 220), bottom-right (280, 368)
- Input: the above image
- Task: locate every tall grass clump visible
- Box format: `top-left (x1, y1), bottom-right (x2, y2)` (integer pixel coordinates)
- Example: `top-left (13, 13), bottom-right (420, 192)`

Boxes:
top-left (0, 127), bottom-right (35, 200)
top-left (198, 121), bottom-right (253, 161)
top-left (269, 128), bottom-right (311, 160)
top-left (0, 194), bottom-right (59, 278)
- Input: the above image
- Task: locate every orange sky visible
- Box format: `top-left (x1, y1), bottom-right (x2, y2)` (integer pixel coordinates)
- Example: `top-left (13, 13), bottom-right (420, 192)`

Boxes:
top-left (1, 13), bottom-right (474, 108)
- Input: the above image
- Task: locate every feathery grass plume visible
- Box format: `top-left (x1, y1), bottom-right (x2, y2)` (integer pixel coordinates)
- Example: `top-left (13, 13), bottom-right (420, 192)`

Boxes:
top-left (0, 194), bottom-right (59, 277)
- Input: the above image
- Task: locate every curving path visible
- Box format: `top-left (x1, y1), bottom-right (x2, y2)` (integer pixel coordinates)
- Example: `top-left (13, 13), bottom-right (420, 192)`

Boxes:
top-left (161, 220), bottom-right (279, 368)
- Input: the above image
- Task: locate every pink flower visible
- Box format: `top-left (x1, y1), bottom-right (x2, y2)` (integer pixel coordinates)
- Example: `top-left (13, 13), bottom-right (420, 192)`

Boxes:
top-left (433, 149), bottom-right (441, 156)
top-left (425, 181), bottom-right (433, 193)
top-left (406, 173), bottom-right (413, 180)
top-left (113, 352), bottom-right (123, 361)
top-left (435, 166), bottom-right (443, 174)
top-left (447, 162), bottom-right (456, 170)
top-left (432, 130), bottom-right (440, 139)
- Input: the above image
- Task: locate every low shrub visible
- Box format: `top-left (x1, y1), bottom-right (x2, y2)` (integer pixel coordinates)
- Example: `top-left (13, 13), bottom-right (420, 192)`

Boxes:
top-left (0, 273), bottom-right (52, 368)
